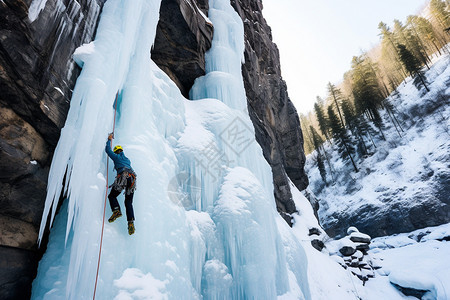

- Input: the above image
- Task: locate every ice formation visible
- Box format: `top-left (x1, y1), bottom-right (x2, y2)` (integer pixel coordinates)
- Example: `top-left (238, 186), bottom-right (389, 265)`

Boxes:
top-left (28, 0), bottom-right (49, 22)
top-left (31, 0), bottom-right (311, 299)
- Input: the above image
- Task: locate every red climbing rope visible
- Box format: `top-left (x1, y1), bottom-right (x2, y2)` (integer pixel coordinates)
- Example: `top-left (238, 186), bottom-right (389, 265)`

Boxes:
top-left (93, 92), bottom-right (119, 300)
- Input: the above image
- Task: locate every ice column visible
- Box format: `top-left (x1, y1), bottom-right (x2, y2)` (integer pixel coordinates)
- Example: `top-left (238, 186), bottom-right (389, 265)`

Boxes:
top-left (177, 0), bottom-right (311, 298)
top-left (32, 0), bottom-right (198, 299)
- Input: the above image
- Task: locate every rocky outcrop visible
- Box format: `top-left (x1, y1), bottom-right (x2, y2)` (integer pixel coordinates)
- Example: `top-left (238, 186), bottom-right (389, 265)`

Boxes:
top-left (391, 283), bottom-right (429, 299)
top-left (230, 0), bottom-right (308, 222)
top-left (308, 227), bottom-right (326, 251)
top-left (329, 227), bottom-right (378, 284)
top-left (151, 0), bottom-right (213, 98)
top-left (0, 0), bottom-right (105, 298)
top-left (323, 191), bottom-right (449, 239)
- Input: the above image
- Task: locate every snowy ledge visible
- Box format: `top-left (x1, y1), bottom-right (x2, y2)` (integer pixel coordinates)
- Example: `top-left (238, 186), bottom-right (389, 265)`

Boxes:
top-left (73, 42), bottom-right (96, 68)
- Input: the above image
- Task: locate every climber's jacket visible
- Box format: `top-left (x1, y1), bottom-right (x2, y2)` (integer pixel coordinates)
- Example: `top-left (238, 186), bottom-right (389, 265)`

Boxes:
top-left (105, 139), bottom-right (137, 194)
top-left (105, 139), bottom-right (134, 174)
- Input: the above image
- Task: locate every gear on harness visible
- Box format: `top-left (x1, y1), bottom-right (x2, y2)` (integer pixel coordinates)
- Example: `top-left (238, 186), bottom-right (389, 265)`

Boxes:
top-left (110, 170), bottom-right (137, 195)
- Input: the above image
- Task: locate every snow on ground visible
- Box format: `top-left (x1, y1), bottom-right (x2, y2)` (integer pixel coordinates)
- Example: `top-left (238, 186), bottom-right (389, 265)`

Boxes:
top-left (379, 241), bottom-right (450, 300)
top-left (291, 182), bottom-right (450, 299)
top-left (370, 223), bottom-right (450, 300)
top-left (114, 268), bottom-right (169, 300)
top-left (298, 56), bottom-right (450, 296)
top-left (305, 53), bottom-right (450, 237)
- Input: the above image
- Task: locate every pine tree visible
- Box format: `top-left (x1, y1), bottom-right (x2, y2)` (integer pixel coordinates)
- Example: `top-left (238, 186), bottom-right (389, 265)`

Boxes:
top-left (379, 22), bottom-right (409, 79)
top-left (327, 83), bottom-right (346, 127)
top-left (362, 53), bottom-right (392, 99)
top-left (430, 0), bottom-right (450, 30)
top-left (341, 100), bottom-right (372, 155)
top-left (429, 0), bottom-right (450, 53)
top-left (309, 124), bottom-right (336, 182)
top-left (393, 19), bottom-right (430, 69)
top-left (351, 56), bottom-right (385, 111)
top-left (309, 126), bottom-right (327, 184)
top-left (351, 55), bottom-right (386, 139)
top-left (316, 152), bottom-right (327, 184)
top-left (310, 125), bottom-right (324, 150)
top-left (407, 16), bottom-right (442, 56)
top-left (397, 43), bottom-right (430, 91)
top-left (314, 98), bottom-right (330, 140)
top-left (300, 113), bottom-right (315, 154)
top-left (327, 106), bottom-right (358, 172)
top-left (371, 107), bottom-right (386, 140)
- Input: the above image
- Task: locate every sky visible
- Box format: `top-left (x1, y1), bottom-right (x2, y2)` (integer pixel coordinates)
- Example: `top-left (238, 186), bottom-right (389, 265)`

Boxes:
top-left (262, 0), bottom-right (430, 114)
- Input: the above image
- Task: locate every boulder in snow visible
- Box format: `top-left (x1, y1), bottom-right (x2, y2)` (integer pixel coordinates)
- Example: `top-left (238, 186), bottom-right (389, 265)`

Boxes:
top-left (309, 227), bottom-right (322, 236)
top-left (355, 242), bottom-right (370, 252)
top-left (351, 250), bottom-right (364, 260)
top-left (349, 231), bottom-right (371, 244)
top-left (339, 245), bottom-right (356, 257)
top-left (311, 239), bottom-right (325, 251)
top-left (347, 226), bottom-right (359, 235)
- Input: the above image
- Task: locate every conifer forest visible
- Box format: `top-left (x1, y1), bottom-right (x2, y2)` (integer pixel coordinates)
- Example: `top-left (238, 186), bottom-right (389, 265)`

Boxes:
top-left (301, 0), bottom-right (449, 180)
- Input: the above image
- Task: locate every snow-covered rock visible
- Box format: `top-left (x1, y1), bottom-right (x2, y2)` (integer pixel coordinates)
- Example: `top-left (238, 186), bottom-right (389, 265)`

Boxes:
top-left (347, 226), bottom-right (359, 235)
top-left (350, 231), bottom-right (371, 243)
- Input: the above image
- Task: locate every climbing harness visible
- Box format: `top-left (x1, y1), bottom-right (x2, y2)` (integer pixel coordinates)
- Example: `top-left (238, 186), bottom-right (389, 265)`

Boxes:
top-left (110, 170), bottom-right (137, 195)
top-left (93, 92), bottom-right (119, 300)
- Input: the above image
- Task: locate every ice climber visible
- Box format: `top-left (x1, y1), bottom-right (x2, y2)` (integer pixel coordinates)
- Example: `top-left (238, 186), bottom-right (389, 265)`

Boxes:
top-left (105, 133), bottom-right (137, 235)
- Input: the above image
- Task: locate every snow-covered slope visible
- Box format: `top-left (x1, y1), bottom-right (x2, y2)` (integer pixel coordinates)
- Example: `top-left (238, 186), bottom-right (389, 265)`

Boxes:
top-left (306, 54), bottom-right (450, 238)
top-left (368, 224), bottom-right (450, 299)
top-left (292, 180), bottom-right (450, 299)
top-left (284, 180), bottom-right (450, 300)
top-left (300, 53), bottom-right (450, 299)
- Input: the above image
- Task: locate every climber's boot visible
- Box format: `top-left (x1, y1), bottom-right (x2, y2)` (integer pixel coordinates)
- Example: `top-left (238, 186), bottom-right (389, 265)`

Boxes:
top-left (108, 210), bottom-right (122, 223)
top-left (128, 221), bottom-right (135, 235)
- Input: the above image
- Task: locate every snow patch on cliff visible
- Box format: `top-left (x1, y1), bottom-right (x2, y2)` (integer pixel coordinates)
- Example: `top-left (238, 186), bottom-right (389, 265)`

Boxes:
top-left (73, 41), bottom-right (96, 68)
top-left (28, 0), bottom-right (48, 22)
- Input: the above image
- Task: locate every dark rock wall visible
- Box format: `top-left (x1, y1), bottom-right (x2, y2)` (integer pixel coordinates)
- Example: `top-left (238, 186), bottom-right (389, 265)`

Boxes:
top-left (0, 0), bottom-right (105, 298)
top-left (230, 0), bottom-right (309, 222)
top-left (323, 189), bottom-right (450, 239)
top-left (151, 0), bottom-right (213, 98)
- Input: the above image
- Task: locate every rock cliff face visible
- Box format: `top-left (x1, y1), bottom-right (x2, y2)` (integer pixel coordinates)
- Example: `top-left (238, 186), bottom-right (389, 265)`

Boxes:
top-left (0, 0), bottom-right (105, 298)
top-left (0, 0), bottom-right (309, 298)
top-left (230, 0), bottom-right (309, 222)
top-left (151, 0), bottom-right (213, 98)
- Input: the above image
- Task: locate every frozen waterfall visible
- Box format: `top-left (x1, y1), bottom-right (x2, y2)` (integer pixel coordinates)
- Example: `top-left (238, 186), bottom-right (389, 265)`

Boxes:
top-left (31, 0), bottom-right (311, 299)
